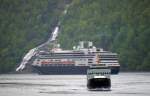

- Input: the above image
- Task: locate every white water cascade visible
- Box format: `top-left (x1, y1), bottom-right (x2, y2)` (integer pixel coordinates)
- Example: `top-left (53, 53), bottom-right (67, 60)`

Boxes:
top-left (16, 48), bottom-right (37, 71)
top-left (16, 4), bottom-right (70, 71)
top-left (16, 25), bottom-right (60, 71)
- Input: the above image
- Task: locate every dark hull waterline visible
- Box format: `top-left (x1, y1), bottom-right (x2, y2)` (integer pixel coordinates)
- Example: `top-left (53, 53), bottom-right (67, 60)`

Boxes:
top-left (32, 66), bottom-right (120, 75)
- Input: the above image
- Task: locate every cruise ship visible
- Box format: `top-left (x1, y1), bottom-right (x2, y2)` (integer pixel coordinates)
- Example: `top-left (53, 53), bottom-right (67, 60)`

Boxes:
top-left (32, 41), bottom-right (120, 75)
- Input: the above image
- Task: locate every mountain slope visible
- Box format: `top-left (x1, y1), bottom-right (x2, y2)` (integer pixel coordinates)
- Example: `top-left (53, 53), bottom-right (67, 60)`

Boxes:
top-left (58, 0), bottom-right (150, 71)
top-left (0, 0), bottom-right (70, 73)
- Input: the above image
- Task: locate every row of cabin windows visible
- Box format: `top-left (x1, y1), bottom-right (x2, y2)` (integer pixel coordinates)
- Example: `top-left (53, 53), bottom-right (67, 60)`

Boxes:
top-left (39, 56), bottom-right (94, 59)
top-left (88, 72), bottom-right (110, 75)
top-left (88, 59), bottom-right (93, 64)
top-left (99, 56), bottom-right (118, 58)
top-left (42, 64), bottom-right (74, 66)
top-left (88, 59), bottom-right (93, 61)
top-left (37, 59), bottom-right (72, 62)
top-left (38, 59), bottom-right (87, 61)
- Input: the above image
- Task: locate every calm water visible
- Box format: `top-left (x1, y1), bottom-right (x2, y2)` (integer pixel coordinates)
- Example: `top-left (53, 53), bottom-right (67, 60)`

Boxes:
top-left (0, 72), bottom-right (150, 96)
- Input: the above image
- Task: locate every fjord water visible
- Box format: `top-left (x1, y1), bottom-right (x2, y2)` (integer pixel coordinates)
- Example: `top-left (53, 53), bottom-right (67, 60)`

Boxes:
top-left (0, 73), bottom-right (150, 96)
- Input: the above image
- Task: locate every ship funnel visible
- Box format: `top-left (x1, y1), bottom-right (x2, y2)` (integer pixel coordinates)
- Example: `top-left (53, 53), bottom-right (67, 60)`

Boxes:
top-left (79, 41), bottom-right (84, 49)
top-left (78, 41), bottom-right (93, 49)
top-left (88, 41), bottom-right (93, 48)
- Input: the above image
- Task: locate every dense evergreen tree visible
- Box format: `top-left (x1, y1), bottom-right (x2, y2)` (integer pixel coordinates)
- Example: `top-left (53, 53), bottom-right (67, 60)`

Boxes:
top-left (58, 0), bottom-right (150, 71)
top-left (0, 0), bottom-right (149, 73)
top-left (0, 0), bottom-right (70, 73)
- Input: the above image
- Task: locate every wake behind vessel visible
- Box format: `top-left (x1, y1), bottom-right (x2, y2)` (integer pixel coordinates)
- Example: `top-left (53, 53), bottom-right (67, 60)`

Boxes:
top-left (32, 41), bottom-right (120, 75)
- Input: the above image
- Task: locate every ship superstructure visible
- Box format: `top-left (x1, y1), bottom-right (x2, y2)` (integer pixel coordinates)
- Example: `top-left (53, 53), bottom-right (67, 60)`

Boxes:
top-left (32, 41), bottom-right (120, 74)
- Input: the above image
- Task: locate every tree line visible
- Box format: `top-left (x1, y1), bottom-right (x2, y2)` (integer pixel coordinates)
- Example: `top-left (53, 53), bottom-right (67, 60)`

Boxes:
top-left (0, 0), bottom-right (70, 73)
top-left (58, 0), bottom-right (150, 71)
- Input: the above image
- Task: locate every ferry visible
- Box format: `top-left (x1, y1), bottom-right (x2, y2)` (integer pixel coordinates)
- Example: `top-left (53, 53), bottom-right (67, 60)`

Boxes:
top-left (87, 66), bottom-right (111, 91)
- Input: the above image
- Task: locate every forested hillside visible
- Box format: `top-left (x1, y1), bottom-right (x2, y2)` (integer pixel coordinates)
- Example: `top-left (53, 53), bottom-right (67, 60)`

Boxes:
top-left (0, 0), bottom-right (149, 73)
top-left (0, 0), bottom-right (70, 73)
top-left (58, 0), bottom-right (150, 71)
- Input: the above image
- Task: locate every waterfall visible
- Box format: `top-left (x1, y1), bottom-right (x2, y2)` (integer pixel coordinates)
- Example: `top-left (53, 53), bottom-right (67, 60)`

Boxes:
top-left (16, 24), bottom-right (60, 71)
top-left (16, 3), bottom-right (70, 71)
top-left (16, 48), bottom-right (37, 71)
top-left (47, 23), bottom-right (60, 43)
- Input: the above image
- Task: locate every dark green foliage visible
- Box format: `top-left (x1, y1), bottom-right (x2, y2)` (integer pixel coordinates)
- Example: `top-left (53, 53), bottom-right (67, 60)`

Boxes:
top-left (58, 0), bottom-right (150, 71)
top-left (0, 0), bottom-right (149, 73)
top-left (0, 0), bottom-right (69, 73)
